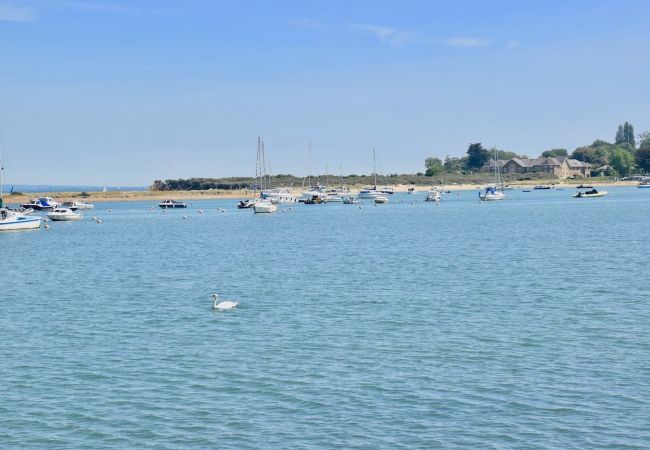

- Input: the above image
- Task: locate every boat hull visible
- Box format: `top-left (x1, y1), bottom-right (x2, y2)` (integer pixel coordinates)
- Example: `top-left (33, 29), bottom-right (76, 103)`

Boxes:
top-left (573, 191), bottom-right (607, 198)
top-left (253, 203), bottom-right (277, 213)
top-left (0, 216), bottom-right (41, 231)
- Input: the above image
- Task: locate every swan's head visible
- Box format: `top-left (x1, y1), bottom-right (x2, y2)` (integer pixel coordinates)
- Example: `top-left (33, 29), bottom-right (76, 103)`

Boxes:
top-left (212, 293), bottom-right (218, 300)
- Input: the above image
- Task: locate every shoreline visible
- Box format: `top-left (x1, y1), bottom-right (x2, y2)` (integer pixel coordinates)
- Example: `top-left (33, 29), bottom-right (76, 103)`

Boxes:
top-left (2, 181), bottom-right (640, 204)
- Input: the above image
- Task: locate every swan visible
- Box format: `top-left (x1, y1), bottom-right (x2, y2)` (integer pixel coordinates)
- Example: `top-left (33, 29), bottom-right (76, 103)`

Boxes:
top-left (212, 293), bottom-right (238, 310)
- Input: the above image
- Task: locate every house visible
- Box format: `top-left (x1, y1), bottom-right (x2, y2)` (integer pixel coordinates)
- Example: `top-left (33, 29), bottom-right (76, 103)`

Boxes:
top-left (486, 156), bottom-right (590, 178)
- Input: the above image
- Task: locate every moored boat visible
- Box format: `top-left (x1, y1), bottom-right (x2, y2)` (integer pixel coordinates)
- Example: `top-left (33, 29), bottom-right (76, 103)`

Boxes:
top-left (374, 195), bottom-right (388, 204)
top-left (533, 185), bottom-right (552, 190)
top-left (638, 181), bottom-right (650, 188)
top-left (61, 201), bottom-right (94, 211)
top-left (425, 190), bottom-right (441, 202)
top-left (0, 209), bottom-right (42, 231)
top-left (158, 200), bottom-right (187, 208)
top-left (47, 208), bottom-right (83, 221)
top-left (573, 189), bottom-right (607, 198)
top-left (253, 200), bottom-right (277, 213)
top-left (21, 196), bottom-right (60, 211)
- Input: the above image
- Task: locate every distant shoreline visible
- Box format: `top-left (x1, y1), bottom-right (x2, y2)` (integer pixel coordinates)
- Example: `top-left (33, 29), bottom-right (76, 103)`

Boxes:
top-left (2, 181), bottom-right (640, 204)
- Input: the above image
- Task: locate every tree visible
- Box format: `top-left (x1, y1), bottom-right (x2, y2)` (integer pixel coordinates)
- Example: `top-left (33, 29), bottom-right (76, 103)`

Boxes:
top-left (636, 133), bottom-right (650, 172)
top-left (624, 122), bottom-right (635, 147)
top-left (615, 125), bottom-right (625, 145)
top-left (542, 148), bottom-right (568, 158)
top-left (465, 143), bottom-right (490, 170)
top-left (616, 122), bottom-right (635, 146)
top-left (424, 157), bottom-right (443, 176)
top-left (610, 148), bottom-right (635, 177)
top-left (495, 150), bottom-right (520, 160)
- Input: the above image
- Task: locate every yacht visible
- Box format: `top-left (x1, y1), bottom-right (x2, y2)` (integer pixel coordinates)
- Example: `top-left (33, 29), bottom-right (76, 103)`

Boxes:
top-left (425, 190), bottom-right (441, 202)
top-left (343, 196), bottom-right (360, 204)
top-left (47, 208), bottom-right (83, 221)
top-left (0, 209), bottom-right (42, 231)
top-left (237, 199), bottom-right (256, 209)
top-left (379, 186), bottom-right (395, 194)
top-left (253, 200), bottom-right (277, 213)
top-left (637, 181), bottom-right (650, 188)
top-left (480, 149), bottom-right (506, 201)
top-left (21, 197), bottom-right (60, 211)
top-left (61, 201), bottom-right (94, 211)
top-left (158, 200), bottom-right (187, 208)
top-left (261, 188), bottom-right (297, 204)
top-left (374, 195), bottom-right (388, 204)
top-left (358, 187), bottom-right (381, 199)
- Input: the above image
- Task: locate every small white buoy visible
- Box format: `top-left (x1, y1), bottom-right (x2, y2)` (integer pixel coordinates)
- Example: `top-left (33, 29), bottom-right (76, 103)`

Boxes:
top-left (183, 215), bottom-right (187, 220)
top-left (96, 219), bottom-right (102, 224)
top-left (198, 209), bottom-right (203, 214)
top-left (44, 223), bottom-right (50, 229)
top-left (108, 209), bottom-right (112, 213)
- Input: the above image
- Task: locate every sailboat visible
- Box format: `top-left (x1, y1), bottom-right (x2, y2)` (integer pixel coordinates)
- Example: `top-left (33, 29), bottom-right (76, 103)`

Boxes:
top-left (358, 149), bottom-right (383, 199)
top-left (251, 137), bottom-right (277, 213)
top-left (0, 151), bottom-right (42, 231)
top-left (479, 148), bottom-right (506, 201)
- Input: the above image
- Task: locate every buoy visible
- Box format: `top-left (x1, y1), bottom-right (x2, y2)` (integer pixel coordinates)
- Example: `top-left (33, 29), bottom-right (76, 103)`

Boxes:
top-left (183, 215), bottom-right (187, 219)
top-left (44, 224), bottom-right (50, 229)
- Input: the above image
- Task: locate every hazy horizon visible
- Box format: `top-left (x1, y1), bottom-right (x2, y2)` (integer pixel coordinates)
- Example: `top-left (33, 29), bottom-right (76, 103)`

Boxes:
top-left (1, 0), bottom-right (649, 185)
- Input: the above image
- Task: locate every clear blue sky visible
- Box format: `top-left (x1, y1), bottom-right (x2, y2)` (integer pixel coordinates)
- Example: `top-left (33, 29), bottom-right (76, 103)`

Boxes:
top-left (1, 0), bottom-right (649, 185)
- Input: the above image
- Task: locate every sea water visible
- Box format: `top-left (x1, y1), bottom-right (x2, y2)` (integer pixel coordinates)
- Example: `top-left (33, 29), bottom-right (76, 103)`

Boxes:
top-left (1, 187), bottom-right (649, 449)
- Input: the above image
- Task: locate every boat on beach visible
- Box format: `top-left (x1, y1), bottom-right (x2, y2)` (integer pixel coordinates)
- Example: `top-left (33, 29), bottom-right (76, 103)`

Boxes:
top-left (574, 189), bottom-right (607, 198)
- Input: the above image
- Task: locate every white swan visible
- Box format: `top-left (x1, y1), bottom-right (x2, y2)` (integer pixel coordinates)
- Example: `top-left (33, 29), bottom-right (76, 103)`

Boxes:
top-left (212, 293), bottom-right (238, 310)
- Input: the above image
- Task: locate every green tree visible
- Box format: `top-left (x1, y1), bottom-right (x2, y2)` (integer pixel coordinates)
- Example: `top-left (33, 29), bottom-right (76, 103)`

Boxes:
top-left (465, 143), bottom-right (490, 170)
top-left (443, 156), bottom-right (464, 173)
top-left (541, 148), bottom-right (568, 158)
top-left (615, 124), bottom-right (625, 145)
top-left (610, 148), bottom-right (635, 177)
top-left (624, 122), bottom-right (635, 147)
top-left (636, 133), bottom-right (650, 172)
top-left (424, 157), bottom-right (443, 176)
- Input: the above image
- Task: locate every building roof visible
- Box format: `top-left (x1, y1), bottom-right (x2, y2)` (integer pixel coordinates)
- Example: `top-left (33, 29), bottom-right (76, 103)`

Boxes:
top-left (567, 158), bottom-right (589, 168)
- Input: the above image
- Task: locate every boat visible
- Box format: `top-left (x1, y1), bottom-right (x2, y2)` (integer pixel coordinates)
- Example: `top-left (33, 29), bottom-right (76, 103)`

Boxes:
top-left (574, 189), bottom-right (607, 198)
top-left (480, 149), bottom-right (506, 201)
top-left (0, 209), bottom-right (42, 231)
top-left (425, 189), bottom-right (441, 202)
top-left (379, 186), bottom-right (395, 194)
top-left (0, 153), bottom-right (42, 230)
top-left (533, 185), bottom-right (552, 190)
top-left (61, 201), bottom-right (94, 211)
top-left (253, 200), bottom-right (277, 213)
top-left (237, 199), bottom-right (256, 209)
top-left (20, 196), bottom-right (60, 211)
top-left (576, 184), bottom-right (593, 189)
top-left (374, 195), bottom-right (388, 204)
top-left (638, 181), bottom-right (650, 188)
top-left (261, 187), bottom-right (297, 204)
top-left (47, 207), bottom-right (83, 221)
top-left (343, 196), bottom-right (360, 204)
top-left (158, 199), bottom-right (187, 208)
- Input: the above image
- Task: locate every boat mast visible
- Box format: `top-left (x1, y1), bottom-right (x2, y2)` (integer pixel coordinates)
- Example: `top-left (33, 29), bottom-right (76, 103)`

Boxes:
top-left (308, 141), bottom-right (312, 188)
top-left (373, 148), bottom-right (377, 188)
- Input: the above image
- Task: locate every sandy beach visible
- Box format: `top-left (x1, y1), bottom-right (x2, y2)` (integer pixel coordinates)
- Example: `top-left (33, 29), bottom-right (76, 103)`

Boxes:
top-left (2, 181), bottom-right (640, 204)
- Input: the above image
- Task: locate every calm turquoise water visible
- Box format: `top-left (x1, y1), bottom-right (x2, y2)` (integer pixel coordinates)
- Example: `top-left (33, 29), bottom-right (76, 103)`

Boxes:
top-left (2, 188), bottom-right (650, 449)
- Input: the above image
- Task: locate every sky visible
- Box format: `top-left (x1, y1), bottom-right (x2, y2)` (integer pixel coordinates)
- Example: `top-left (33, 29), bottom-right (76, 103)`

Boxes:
top-left (0, 0), bottom-right (649, 185)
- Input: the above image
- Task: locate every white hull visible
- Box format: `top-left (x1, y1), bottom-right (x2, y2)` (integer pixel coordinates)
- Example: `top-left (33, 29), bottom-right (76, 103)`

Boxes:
top-left (0, 214), bottom-right (41, 231)
top-left (48, 214), bottom-right (83, 221)
top-left (480, 193), bottom-right (506, 201)
top-left (253, 202), bottom-right (277, 213)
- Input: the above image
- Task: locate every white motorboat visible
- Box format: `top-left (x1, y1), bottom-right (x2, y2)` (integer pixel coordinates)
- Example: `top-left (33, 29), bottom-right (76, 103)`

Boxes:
top-left (374, 195), bottom-right (388, 204)
top-left (0, 209), bottom-right (42, 231)
top-left (638, 181), bottom-right (650, 188)
top-left (237, 199), bottom-right (256, 209)
top-left (343, 196), bottom-right (360, 204)
top-left (61, 201), bottom-right (94, 211)
top-left (479, 187), bottom-right (506, 201)
top-left (47, 208), bottom-right (83, 221)
top-left (253, 200), bottom-right (277, 213)
top-left (261, 188), bottom-right (297, 204)
top-left (379, 186), bottom-right (395, 194)
top-left (158, 199), bottom-right (187, 208)
top-left (358, 187), bottom-right (381, 199)
top-left (425, 190), bottom-right (441, 202)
